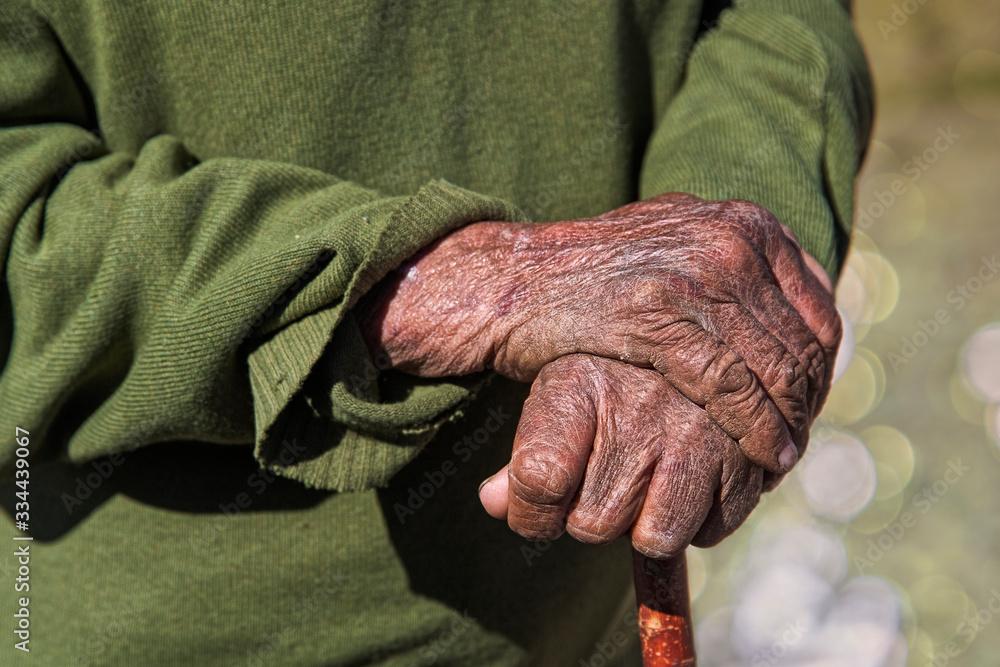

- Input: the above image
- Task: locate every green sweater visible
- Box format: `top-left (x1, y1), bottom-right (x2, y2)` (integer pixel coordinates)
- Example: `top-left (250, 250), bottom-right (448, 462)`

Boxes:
top-left (0, 0), bottom-right (871, 664)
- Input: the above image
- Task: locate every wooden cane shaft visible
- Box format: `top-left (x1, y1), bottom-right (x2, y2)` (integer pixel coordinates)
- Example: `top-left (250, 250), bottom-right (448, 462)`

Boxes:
top-left (631, 549), bottom-right (696, 666)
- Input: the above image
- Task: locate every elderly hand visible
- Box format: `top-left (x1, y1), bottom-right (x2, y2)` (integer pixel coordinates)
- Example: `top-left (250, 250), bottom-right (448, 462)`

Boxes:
top-left (360, 193), bottom-right (840, 474)
top-left (477, 354), bottom-right (763, 558)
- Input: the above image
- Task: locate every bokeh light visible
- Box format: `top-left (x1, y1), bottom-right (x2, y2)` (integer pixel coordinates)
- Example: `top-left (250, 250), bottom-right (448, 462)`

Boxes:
top-left (860, 425), bottom-right (916, 488)
top-left (908, 575), bottom-right (973, 645)
top-left (833, 307), bottom-right (856, 384)
top-left (821, 347), bottom-right (887, 424)
top-left (949, 371), bottom-right (986, 426)
top-left (850, 491), bottom-right (905, 536)
top-left (991, 404), bottom-right (1000, 449)
top-left (692, 4), bottom-right (998, 664)
top-left (960, 323), bottom-right (1000, 403)
top-left (803, 577), bottom-right (908, 667)
top-left (688, 547), bottom-right (709, 603)
top-left (835, 245), bottom-right (900, 345)
top-left (799, 432), bottom-right (877, 522)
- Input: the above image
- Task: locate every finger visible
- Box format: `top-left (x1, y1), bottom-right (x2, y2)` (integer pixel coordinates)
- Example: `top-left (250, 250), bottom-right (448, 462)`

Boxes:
top-left (767, 225), bottom-right (843, 385)
top-left (730, 206), bottom-right (841, 374)
top-left (769, 241), bottom-right (842, 420)
top-left (479, 465), bottom-right (510, 520)
top-left (780, 235), bottom-right (842, 414)
top-left (631, 452), bottom-right (718, 559)
top-left (506, 357), bottom-right (597, 541)
top-left (650, 320), bottom-right (798, 474)
top-left (564, 392), bottom-right (661, 545)
top-left (692, 444), bottom-right (763, 548)
top-left (724, 278), bottom-right (828, 439)
top-left (792, 234), bottom-right (834, 293)
top-left (728, 218), bottom-right (841, 456)
top-left (703, 217), bottom-right (830, 434)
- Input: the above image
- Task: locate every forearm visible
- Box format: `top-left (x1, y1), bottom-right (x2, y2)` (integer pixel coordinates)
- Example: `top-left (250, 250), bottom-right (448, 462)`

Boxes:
top-left (356, 192), bottom-right (841, 476)
top-left (357, 219), bottom-right (519, 377)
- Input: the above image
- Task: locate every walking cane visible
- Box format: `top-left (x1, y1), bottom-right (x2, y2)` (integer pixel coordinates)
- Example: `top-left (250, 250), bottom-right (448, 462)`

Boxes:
top-left (631, 548), bottom-right (696, 666)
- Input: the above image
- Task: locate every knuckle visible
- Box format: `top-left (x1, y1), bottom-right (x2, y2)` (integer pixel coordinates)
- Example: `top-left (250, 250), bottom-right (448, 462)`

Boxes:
top-left (509, 448), bottom-right (575, 507)
top-left (631, 528), bottom-right (687, 560)
top-left (731, 379), bottom-right (767, 421)
top-left (762, 351), bottom-right (811, 433)
top-left (802, 339), bottom-right (827, 392)
top-left (673, 409), bottom-right (713, 445)
top-left (708, 226), bottom-right (760, 273)
top-left (765, 348), bottom-right (809, 399)
top-left (710, 359), bottom-right (771, 428)
top-left (657, 319), bottom-right (705, 351)
top-left (720, 467), bottom-right (762, 515)
top-left (566, 518), bottom-right (619, 545)
top-left (715, 200), bottom-right (785, 261)
top-left (567, 483), bottom-right (645, 544)
top-left (719, 496), bottom-right (759, 537)
top-left (703, 352), bottom-right (783, 440)
top-left (779, 222), bottom-right (802, 247)
top-left (509, 518), bottom-right (564, 542)
top-left (694, 472), bottom-right (761, 548)
top-left (824, 306), bottom-right (844, 350)
top-left (628, 276), bottom-right (672, 314)
top-left (725, 199), bottom-right (774, 233)
top-left (727, 386), bottom-right (773, 440)
top-left (706, 347), bottom-right (754, 395)
top-left (692, 499), bottom-right (757, 548)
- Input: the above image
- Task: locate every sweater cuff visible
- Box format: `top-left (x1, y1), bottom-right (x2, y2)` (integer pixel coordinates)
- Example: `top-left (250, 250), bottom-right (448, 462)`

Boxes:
top-left (639, 5), bottom-right (872, 282)
top-left (247, 180), bottom-right (526, 492)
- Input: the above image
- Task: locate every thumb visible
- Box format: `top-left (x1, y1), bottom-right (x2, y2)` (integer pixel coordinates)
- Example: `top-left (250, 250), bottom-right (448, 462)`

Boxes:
top-left (479, 465), bottom-right (510, 519)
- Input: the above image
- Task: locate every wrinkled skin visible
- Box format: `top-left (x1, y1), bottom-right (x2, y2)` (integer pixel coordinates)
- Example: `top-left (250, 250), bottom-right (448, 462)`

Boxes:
top-left (479, 354), bottom-right (764, 559)
top-left (360, 194), bottom-right (841, 475)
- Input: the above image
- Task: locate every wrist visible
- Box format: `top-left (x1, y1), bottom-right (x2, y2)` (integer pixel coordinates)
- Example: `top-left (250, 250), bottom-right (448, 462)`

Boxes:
top-left (356, 219), bottom-right (529, 377)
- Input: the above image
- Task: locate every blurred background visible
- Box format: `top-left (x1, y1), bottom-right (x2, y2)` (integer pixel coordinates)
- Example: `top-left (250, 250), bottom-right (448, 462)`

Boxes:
top-left (691, 2), bottom-right (1000, 665)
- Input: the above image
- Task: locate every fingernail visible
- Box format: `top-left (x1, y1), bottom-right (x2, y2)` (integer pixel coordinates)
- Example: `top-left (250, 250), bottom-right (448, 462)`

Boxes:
top-left (779, 439), bottom-right (799, 472)
top-left (478, 477), bottom-right (492, 495)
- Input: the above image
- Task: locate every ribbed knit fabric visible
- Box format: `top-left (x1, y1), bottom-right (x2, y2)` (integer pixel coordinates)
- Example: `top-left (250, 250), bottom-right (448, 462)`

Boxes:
top-left (0, 0), bottom-right (871, 492)
top-left (640, 0), bottom-right (873, 275)
top-left (0, 0), bottom-right (872, 664)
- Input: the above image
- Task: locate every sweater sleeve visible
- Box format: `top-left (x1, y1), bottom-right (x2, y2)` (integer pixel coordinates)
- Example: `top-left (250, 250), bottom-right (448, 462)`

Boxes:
top-left (639, 0), bottom-right (874, 281)
top-left (0, 9), bottom-right (525, 492)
